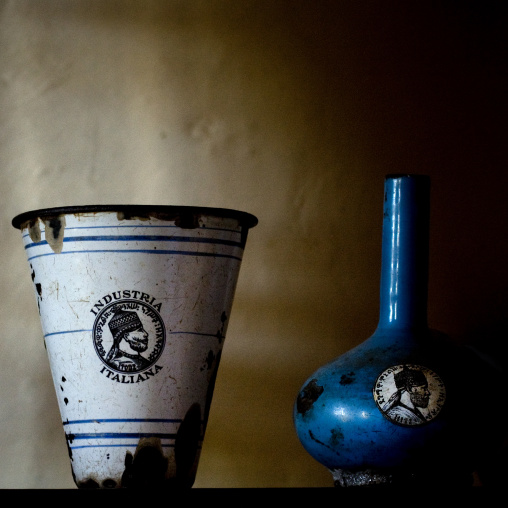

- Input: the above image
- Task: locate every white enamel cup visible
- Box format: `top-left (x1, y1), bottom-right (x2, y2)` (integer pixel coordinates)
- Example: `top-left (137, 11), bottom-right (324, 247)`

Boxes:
top-left (12, 205), bottom-right (257, 489)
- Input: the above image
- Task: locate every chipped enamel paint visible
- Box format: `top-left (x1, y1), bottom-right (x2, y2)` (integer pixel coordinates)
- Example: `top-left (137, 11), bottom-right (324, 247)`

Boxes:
top-left (12, 205), bottom-right (257, 489)
top-left (43, 216), bottom-right (66, 253)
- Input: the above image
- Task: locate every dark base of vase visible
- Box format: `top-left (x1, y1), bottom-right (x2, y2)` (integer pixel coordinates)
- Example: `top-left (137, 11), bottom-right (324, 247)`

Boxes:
top-left (330, 467), bottom-right (475, 488)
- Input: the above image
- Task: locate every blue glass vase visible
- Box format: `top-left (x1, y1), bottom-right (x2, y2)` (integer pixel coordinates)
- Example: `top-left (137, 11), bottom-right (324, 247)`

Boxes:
top-left (294, 174), bottom-right (502, 487)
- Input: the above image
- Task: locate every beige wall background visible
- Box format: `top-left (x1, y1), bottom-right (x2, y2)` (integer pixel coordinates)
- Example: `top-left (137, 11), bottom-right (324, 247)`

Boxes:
top-left (1, 0), bottom-right (507, 488)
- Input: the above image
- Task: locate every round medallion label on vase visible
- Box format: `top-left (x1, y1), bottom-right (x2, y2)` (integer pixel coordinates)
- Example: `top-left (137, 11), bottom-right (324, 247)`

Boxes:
top-left (373, 364), bottom-right (446, 427)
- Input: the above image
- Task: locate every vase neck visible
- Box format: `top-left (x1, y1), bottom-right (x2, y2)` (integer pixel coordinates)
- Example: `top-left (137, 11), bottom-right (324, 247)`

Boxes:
top-left (378, 174), bottom-right (430, 330)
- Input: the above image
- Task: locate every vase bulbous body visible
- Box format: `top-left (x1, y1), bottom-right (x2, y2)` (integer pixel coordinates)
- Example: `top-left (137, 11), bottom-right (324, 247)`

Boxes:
top-left (294, 175), bottom-right (502, 487)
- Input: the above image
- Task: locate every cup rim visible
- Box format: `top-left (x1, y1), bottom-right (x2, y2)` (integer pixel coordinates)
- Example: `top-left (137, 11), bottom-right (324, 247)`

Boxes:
top-left (12, 204), bottom-right (258, 230)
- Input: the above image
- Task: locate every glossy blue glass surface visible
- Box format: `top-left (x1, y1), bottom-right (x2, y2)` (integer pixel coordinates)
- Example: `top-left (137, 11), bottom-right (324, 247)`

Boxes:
top-left (293, 175), bottom-right (501, 485)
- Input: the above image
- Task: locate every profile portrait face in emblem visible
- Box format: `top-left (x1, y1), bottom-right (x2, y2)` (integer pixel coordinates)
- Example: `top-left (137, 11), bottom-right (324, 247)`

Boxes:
top-left (407, 380), bottom-right (430, 409)
top-left (393, 366), bottom-right (430, 409)
top-left (381, 366), bottom-right (432, 426)
top-left (105, 308), bottom-right (151, 372)
top-left (123, 326), bottom-right (149, 353)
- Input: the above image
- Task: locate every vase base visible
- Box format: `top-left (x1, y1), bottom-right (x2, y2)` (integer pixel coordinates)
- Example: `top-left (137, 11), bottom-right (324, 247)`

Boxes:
top-left (330, 468), bottom-right (391, 488)
top-left (330, 468), bottom-right (475, 488)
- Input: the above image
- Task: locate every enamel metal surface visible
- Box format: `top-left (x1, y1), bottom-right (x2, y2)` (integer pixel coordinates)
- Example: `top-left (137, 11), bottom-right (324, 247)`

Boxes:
top-left (13, 205), bottom-right (257, 488)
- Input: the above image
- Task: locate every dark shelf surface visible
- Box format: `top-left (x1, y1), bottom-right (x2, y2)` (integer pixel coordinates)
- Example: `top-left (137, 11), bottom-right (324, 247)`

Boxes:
top-left (3, 486), bottom-right (499, 503)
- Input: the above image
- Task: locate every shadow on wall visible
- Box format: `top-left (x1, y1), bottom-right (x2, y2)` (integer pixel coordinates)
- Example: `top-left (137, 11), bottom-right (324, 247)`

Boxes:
top-left (1, 0), bottom-right (507, 488)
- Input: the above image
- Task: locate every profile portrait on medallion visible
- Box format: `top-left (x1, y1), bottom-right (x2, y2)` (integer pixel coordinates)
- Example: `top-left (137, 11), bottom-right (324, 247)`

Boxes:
top-left (93, 299), bottom-right (166, 374)
top-left (373, 364), bottom-right (446, 427)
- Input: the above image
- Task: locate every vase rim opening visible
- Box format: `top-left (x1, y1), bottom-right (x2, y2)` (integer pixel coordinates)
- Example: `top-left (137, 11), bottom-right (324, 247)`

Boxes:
top-left (385, 173), bottom-right (430, 181)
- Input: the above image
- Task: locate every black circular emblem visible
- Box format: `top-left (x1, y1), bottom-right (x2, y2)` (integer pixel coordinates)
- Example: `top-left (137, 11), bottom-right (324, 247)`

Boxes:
top-left (93, 299), bottom-right (166, 374)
